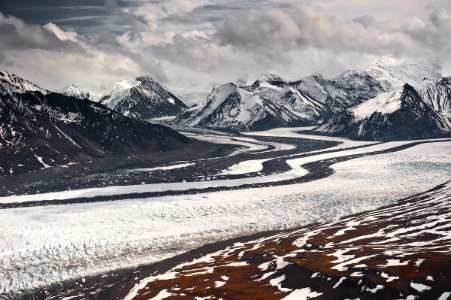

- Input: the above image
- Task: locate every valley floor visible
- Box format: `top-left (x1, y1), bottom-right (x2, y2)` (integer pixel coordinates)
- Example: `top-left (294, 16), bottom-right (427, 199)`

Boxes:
top-left (0, 128), bottom-right (450, 298)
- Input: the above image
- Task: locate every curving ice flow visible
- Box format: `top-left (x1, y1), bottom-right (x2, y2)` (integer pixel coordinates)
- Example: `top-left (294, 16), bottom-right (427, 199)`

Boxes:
top-left (244, 127), bottom-right (378, 151)
top-left (0, 141), bottom-right (450, 294)
top-left (183, 131), bottom-right (296, 156)
top-left (0, 139), bottom-right (426, 204)
top-left (183, 132), bottom-right (269, 155)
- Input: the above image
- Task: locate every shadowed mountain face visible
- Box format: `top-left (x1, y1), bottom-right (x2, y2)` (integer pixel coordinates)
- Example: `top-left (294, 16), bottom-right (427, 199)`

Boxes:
top-left (316, 84), bottom-right (451, 141)
top-left (0, 73), bottom-right (192, 176)
top-left (124, 181), bottom-right (451, 300)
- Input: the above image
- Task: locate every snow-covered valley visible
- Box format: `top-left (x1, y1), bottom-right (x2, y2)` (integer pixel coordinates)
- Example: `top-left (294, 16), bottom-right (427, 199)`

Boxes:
top-left (0, 128), bottom-right (450, 296)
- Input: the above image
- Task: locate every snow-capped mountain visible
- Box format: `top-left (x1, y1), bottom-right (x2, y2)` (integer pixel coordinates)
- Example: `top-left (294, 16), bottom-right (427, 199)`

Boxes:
top-left (59, 84), bottom-right (91, 100)
top-left (100, 76), bottom-right (187, 120)
top-left (421, 77), bottom-right (451, 121)
top-left (176, 76), bottom-right (331, 131)
top-left (0, 71), bottom-right (47, 95)
top-left (367, 59), bottom-right (442, 90)
top-left (316, 84), bottom-right (451, 140)
top-left (297, 70), bottom-right (387, 111)
top-left (0, 73), bottom-right (191, 176)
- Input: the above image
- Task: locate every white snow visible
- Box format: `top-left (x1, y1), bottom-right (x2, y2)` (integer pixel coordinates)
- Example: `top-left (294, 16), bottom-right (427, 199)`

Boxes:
top-left (379, 259), bottom-right (410, 267)
top-left (351, 88), bottom-right (403, 120)
top-left (149, 289), bottom-right (173, 300)
top-left (219, 159), bottom-right (266, 175)
top-left (381, 272), bottom-right (399, 282)
top-left (0, 132), bottom-right (450, 294)
top-left (298, 75), bottom-right (329, 103)
top-left (438, 292), bottom-right (451, 300)
top-left (366, 285), bottom-right (385, 293)
top-left (110, 79), bottom-right (140, 94)
top-left (410, 282), bottom-right (431, 292)
top-left (333, 277), bottom-right (346, 288)
top-left (33, 153), bottom-right (51, 169)
top-left (132, 162), bottom-right (194, 172)
top-left (281, 287), bottom-right (323, 300)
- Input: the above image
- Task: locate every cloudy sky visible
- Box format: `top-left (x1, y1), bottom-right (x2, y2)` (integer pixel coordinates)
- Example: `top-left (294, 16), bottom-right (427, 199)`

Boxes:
top-left (1, 0), bottom-right (451, 102)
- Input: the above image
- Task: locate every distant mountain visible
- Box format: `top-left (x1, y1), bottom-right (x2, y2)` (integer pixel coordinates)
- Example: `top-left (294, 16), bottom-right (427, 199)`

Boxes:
top-left (0, 73), bottom-right (191, 176)
top-left (176, 76), bottom-right (331, 131)
top-left (316, 84), bottom-right (451, 140)
top-left (421, 77), bottom-right (451, 121)
top-left (60, 84), bottom-right (91, 99)
top-left (297, 71), bottom-right (388, 111)
top-left (100, 77), bottom-right (187, 120)
top-left (174, 60), bottom-right (449, 136)
top-left (367, 59), bottom-right (442, 90)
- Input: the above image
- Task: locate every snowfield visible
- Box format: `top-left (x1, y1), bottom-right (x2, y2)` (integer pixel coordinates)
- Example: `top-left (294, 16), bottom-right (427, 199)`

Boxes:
top-left (0, 130), bottom-right (450, 295)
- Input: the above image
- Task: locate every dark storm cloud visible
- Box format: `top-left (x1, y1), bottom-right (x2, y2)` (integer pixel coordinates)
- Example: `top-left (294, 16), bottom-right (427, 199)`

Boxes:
top-left (0, 0), bottom-right (141, 33)
top-left (1, 0), bottom-right (451, 98)
top-left (0, 12), bottom-right (82, 51)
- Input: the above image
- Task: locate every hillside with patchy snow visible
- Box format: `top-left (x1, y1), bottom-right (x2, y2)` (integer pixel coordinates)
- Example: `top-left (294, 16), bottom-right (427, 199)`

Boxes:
top-left (0, 73), bottom-right (192, 175)
top-left (123, 181), bottom-right (451, 300)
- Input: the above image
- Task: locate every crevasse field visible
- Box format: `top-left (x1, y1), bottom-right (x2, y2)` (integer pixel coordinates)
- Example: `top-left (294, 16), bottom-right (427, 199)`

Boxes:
top-left (0, 128), bottom-right (450, 294)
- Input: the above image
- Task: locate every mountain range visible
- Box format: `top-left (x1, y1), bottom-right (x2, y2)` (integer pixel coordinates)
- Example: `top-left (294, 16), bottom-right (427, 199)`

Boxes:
top-left (172, 61), bottom-right (451, 140)
top-left (47, 60), bottom-right (451, 142)
top-left (0, 72), bottom-right (192, 176)
top-left (175, 77), bottom-right (332, 131)
top-left (1, 59), bottom-right (451, 176)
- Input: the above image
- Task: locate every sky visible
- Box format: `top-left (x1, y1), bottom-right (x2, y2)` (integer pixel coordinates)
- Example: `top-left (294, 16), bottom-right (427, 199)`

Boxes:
top-left (1, 0), bottom-right (451, 102)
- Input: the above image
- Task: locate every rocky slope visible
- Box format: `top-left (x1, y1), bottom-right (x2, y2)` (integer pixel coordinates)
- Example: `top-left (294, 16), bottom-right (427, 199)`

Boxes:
top-left (297, 71), bottom-right (387, 111)
top-left (0, 73), bottom-right (192, 176)
top-left (421, 77), bottom-right (451, 121)
top-left (316, 84), bottom-right (451, 140)
top-left (176, 75), bottom-right (332, 131)
top-left (124, 181), bottom-right (451, 300)
top-left (100, 77), bottom-right (187, 120)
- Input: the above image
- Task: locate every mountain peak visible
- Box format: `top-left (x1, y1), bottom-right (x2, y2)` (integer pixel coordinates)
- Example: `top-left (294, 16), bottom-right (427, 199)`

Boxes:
top-left (367, 59), bottom-right (442, 90)
top-left (259, 73), bottom-right (283, 83)
top-left (0, 71), bottom-right (47, 95)
top-left (100, 76), bottom-right (187, 120)
top-left (136, 76), bottom-right (156, 84)
top-left (60, 84), bottom-right (90, 99)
